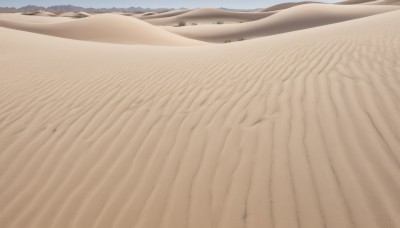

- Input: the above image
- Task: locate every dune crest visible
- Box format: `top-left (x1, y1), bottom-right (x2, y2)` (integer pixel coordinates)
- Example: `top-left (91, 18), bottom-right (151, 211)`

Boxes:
top-left (0, 14), bottom-right (206, 45)
top-left (58, 12), bottom-right (92, 18)
top-left (166, 4), bottom-right (400, 42)
top-left (145, 8), bottom-right (274, 26)
top-left (136, 9), bottom-right (192, 19)
top-left (260, 1), bottom-right (320, 12)
top-left (0, 13), bottom-right (73, 23)
top-left (22, 10), bottom-right (56, 17)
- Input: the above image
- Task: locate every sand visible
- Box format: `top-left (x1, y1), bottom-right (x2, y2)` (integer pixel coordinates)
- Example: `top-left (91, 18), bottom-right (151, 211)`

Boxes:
top-left (0, 2), bottom-right (400, 228)
top-left (22, 11), bottom-right (56, 17)
top-left (0, 13), bottom-right (73, 23)
top-left (166, 4), bottom-right (400, 43)
top-left (144, 8), bottom-right (274, 26)
top-left (0, 14), bottom-right (206, 45)
top-left (136, 9), bottom-right (193, 20)
top-left (58, 12), bottom-right (92, 19)
top-left (339, 0), bottom-right (400, 4)
top-left (361, 0), bottom-right (400, 5)
top-left (260, 1), bottom-right (320, 12)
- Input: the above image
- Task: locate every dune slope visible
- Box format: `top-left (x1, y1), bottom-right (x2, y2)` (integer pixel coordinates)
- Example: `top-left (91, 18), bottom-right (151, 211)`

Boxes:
top-left (22, 11), bottom-right (56, 17)
top-left (0, 13), bottom-right (73, 23)
top-left (260, 1), bottom-right (320, 12)
top-left (145, 8), bottom-right (274, 26)
top-left (0, 8), bottom-right (400, 228)
top-left (136, 9), bottom-right (192, 20)
top-left (338, 0), bottom-right (377, 4)
top-left (166, 4), bottom-right (400, 42)
top-left (0, 14), bottom-right (205, 46)
top-left (58, 12), bottom-right (92, 19)
top-left (361, 0), bottom-right (400, 5)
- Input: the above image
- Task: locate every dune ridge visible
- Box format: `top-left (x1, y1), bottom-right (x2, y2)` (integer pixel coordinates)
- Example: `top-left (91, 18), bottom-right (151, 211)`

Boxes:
top-left (0, 8), bottom-right (400, 228)
top-left (145, 8), bottom-right (274, 26)
top-left (361, 0), bottom-right (400, 5)
top-left (166, 4), bottom-right (400, 42)
top-left (136, 9), bottom-right (192, 19)
top-left (260, 1), bottom-right (320, 12)
top-left (0, 13), bottom-right (73, 23)
top-left (58, 12), bottom-right (92, 18)
top-left (0, 14), bottom-right (205, 45)
top-left (338, 0), bottom-right (377, 4)
top-left (22, 10), bottom-right (56, 17)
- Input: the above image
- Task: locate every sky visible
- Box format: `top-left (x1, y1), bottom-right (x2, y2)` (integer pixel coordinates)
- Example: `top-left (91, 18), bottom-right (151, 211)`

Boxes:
top-left (0, 0), bottom-right (336, 9)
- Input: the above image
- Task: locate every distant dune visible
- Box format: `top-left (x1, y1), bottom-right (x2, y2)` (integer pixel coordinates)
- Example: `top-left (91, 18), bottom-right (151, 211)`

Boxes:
top-left (22, 10), bottom-right (56, 17)
top-left (58, 12), bottom-right (92, 18)
top-left (144, 8), bottom-right (274, 26)
top-left (337, 0), bottom-right (377, 4)
top-left (338, 0), bottom-right (400, 4)
top-left (136, 9), bottom-right (192, 20)
top-left (0, 13), bottom-right (73, 23)
top-left (166, 4), bottom-right (400, 42)
top-left (0, 14), bottom-right (206, 45)
top-left (260, 1), bottom-right (320, 12)
top-left (0, 2), bottom-right (400, 228)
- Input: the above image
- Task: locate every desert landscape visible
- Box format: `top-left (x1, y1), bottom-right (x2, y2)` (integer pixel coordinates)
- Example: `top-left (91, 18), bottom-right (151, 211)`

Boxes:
top-left (0, 0), bottom-right (400, 227)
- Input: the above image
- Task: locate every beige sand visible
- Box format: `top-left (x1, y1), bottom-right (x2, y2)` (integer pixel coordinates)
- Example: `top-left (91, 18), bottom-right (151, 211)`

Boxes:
top-left (166, 4), bottom-right (400, 42)
top-left (338, 0), bottom-right (377, 4)
top-left (135, 9), bottom-right (193, 20)
top-left (58, 12), bottom-right (92, 18)
top-left (145, 8), bottom-right (274, 26)
top-left (22, 10), bottom-right (56, 17)
top-left (360, 0), bottom-right (400, 5)
top-left (260, 1), bottom-right (320, 12)
top-left (0, 14), bottom-right (206, 45)
top-left (0, 4), bottom-right (400, 228)
top-left (0, 13), bottom-right (73, 23)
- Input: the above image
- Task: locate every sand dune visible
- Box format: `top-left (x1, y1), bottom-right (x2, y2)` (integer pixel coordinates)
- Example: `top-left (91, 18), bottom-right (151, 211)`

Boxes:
top-left (141, 12), bottom-right (157, 16)
top-left (338, 0), bottom-right (377, 4)
top-left (0, 13), bottom-right (73, 23)
top-left (136, 9), bottom-right (192, 19)
top-left (22, 10), bottom-right (56, 17)
top-left (260, 1), bottom-right (320, 12)
top-left (166, 4), bottom-right (400, 42)
top-left (0, 7), bottom-right (400, 228)
top-left (0, 14), bottom-right (205, 46)
top-left (58, 12), bottom-right (92, 19)
top-left (145, 8), bottom-right (274, 26)
top-left (360, 0), bottom-right (400, 5)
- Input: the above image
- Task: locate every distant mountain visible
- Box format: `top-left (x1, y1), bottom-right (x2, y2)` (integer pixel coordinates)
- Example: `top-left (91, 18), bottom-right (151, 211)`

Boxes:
top-left (46, 5), bottom-right (86, 12)
top-left (0, 5), bottom-right (175, 13)
top-left (19, 5), bottom-right (46, 12)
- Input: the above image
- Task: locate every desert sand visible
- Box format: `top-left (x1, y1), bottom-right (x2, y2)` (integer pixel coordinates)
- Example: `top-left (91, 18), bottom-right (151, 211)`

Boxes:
top-left (0, 2), bottom-right (400, 228)
top-left (260, 1), bottom-right (320, 12)
top-left (0, 14), bottom-right (205, 45)
top-left (166, 4), bottom-right (400, 42)
top-left (144, 8), bottom-right (274, 26)
top-left (0, 13), bottom-right (73, 23)
top-left (22, 10), bottom-right (56, 17)
top-left (135, 9), bottom-right (192, 20)
top-left (58, 12), bottom-right (92, 19)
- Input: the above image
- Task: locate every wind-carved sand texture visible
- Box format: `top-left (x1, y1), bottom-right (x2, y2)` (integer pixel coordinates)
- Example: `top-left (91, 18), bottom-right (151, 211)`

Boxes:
top-left (0, 2), bottom-right (400, 228)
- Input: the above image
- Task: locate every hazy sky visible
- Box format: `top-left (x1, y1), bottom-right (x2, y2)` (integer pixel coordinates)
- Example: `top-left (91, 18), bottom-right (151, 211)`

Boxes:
top-left (0, 0), bottom-right (336, 9)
